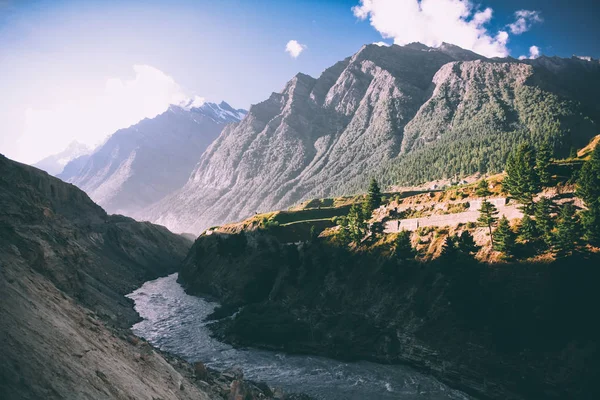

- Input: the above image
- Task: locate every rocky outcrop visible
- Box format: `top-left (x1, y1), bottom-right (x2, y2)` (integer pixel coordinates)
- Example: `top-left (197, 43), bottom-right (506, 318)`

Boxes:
top-left (0, 154), bottom-right (285, 400)
top-left (179, 230), bottom-right (600, 400)
top-left (140, 44), bottom-right (600, 234)
top-left (60, 101), bottom-right (246, 216)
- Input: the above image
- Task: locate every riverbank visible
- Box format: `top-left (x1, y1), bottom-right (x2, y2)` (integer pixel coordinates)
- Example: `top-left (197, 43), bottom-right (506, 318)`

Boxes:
top-left (128, 273), bottom-right (471, 400)
top-left (179, 229), bottom-right (600, 400)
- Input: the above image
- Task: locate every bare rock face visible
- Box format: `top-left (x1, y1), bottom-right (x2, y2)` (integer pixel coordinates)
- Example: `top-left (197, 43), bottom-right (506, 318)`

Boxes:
top-left (0, 154), bottom-right (202, 399)
top-left (140, 43), bottom-right (600, 234)
top-left (60, 102), bottom-right (246, 216)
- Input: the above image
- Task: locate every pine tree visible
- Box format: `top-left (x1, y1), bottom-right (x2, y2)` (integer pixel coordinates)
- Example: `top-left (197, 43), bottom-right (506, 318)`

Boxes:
top-left (534, 197), bottom-right (555, 247)
top-left (394, 230), bottom-right (415, 260)
top-left (363, 178), bottom-right (382, 216)
top-left (517, 214), bottom-right (538, 243)
top-left (478, 199), bottom-right (499, 244)
top-left (536, 142), bottom-right (553, 187)
top-left (475, 179), bottom-right (492, 198)
top-left (576, 145), bottom-right (600, 245)
top-left (554, 203), bottom-right (580, 256)
top-left (334, 216), bottom-right (351, 246)
top-left (576, 144), bottom-right (600, 207)
top-left (503, 143), bottom-right (540, 214)
top-left (494, 216), bottom-right (516, 255)
top-left (457, 231), bottom-right (479, 255)
top-left (441, 235), bottom-right (459, 260)
top-left (347, 204), bottom-right (367, 245)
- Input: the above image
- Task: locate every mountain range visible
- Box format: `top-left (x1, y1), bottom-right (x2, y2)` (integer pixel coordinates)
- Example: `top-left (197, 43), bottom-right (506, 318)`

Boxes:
top-left (32, 140), bottom-right (91, 176)
top-left (58, 101), bottom-right (246, 216)
top-left (136, 43), bottom-right (600, 234)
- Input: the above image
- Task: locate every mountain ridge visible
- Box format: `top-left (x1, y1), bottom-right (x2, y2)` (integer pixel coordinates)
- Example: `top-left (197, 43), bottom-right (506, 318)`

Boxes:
top-left (61, 101), bottom-right (246, 216)
top-left (140, 43), bottom-right (600, 234)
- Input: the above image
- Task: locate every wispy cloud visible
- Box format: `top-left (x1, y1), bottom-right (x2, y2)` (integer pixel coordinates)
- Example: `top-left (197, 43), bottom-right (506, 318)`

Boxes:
top-left (353, 0), bottom-right (542, 58)
top-left (285, 40), bottom-right (306, 58)
top-left (508, 10), bottom-right (542, 35)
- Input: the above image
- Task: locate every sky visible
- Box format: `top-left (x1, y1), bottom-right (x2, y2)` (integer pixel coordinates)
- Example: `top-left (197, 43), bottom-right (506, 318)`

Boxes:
top-left (1, 0), bottom-right (599, 164)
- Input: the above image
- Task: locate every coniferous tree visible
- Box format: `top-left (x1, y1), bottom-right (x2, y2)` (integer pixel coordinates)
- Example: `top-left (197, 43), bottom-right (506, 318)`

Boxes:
top-left (554, 203), bottom-right (580, 256)
top-left (347, 204), bottom-right (367, 245)
top-left (441, 235), bottom-right (459, 260)
top-left (576, 145), bottom-right (600, 245)
top-left (536, 142), bottom-right (553, 187)
top-left (475, 179), bottom-right (492, 198)
top-left (478, 199), bottom-right (499, 244)
top-left (457, 231), bottom-right (480, 255)
top-left (534, 197), bottom-right (555, 247)
top-left (494, 216), bottom-right (516, 255)
top-left (363, 178), bottom-right (382, 216)
top-left (334, 216), bottom-right (351, 246)
top-left (503, 143), bottom-right (540, 214)
top-left (394, 230), bottom-right (415, 260)
top-left (517, 214), bottom-right (538, 243)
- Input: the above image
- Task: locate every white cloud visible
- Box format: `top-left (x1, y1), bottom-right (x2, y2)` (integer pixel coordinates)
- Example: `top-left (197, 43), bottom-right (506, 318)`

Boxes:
top-left (508, 10), bottom-right (542, 35)
top-left (519, 45), bottom-right (541, 60)
top-left (373, 41), bottom-right (391, 46)
top-left (285, 40), bottom-right (306, 58)
top-left (352, 0), bottom-right (542, 58)
top-left (17, 65), bottom-right (198, 164)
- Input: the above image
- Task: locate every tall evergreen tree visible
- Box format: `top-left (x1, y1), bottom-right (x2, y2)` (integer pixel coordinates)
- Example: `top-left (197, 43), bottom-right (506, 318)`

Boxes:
top-left (441, 235), bottom-right (459, 260)
top-left (534, 197), bottom-right (555, 247)
top-left (554, 203), bottom-right (580, 256)
top-left (475, 179), bottom-right (492, 198)
top-left (503, 143), bottom-right (540, 214)
top-left (394, 230), bottom-right (415, 260)
top-left (517, 214), bottom-right (538, 243)
top-left (364, 178), bottom-right (382, 216)
top-left (576, 145), bottom-right (600, 245)
top-left (457, 231), bottom-right (480, 255)
top-left (494, 216), bottom-right (516, 255)
top-left (536, 142), bottom-right (553, 187)
top-left (347, 203), bottom-right (367, 245)
top-left (334, 216), bottom-right (351, 246)
top-left (478, 199), bottom-right (499, 244)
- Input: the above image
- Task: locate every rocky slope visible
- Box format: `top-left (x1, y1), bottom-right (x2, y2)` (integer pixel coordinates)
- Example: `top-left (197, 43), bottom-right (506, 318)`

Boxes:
top-left (141, 43), bottom-right (600, 234)
top-left (0, 154), bottom-right (279, 400)
top-left (179, 229), bottom-right (600, 400)
top-left (60, 101), bottom-right (246, 216)
top-left (33, 140), bottom-right (91, 176)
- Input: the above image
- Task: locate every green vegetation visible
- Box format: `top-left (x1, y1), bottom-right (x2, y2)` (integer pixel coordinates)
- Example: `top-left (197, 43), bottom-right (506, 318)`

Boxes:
top-left (394, 230), bottom-right (415, 260)
top-left (478, 199), bottom-right (499, 244)
top-left (363, 178), bottom-right (382, 216)
top-left (494, 216), bottom-right (516, 256)
top-left (503, 143), bottom-right (540, 214)
top-left (577, 144), bottom-right (600, 245)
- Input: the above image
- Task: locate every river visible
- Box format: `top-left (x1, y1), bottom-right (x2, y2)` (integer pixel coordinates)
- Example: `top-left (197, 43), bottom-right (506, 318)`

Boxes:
top-left (127, 273), bottom-right (471, 400)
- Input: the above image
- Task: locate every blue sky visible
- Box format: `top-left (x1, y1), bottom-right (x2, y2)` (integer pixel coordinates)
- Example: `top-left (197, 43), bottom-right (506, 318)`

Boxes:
top-left (1, 0), bottom-right (599, 163)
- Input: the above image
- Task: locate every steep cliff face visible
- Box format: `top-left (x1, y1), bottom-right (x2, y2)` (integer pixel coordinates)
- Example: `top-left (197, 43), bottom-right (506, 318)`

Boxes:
top-left (0, 154), bottom-right (203, 399)
top-left (179, 231), bottom-right (600, 400)
top-left (141, 44), bottom-right (600, 234)
top-left (60, 102), bottom-right (246, 216)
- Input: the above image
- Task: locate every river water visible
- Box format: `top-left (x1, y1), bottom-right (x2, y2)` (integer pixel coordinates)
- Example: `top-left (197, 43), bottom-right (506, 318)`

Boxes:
top-left (127, 273), bottom-right (471, 400)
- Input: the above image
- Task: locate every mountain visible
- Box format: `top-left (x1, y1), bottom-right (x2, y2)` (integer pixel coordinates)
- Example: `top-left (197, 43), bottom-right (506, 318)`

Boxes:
top-left (0, 153), bottom-right (201, 399)
top-left (59, 101), bottom-right (246, 216)
top-left (32, 140), bottom-right (91, 176)
top-left (141, 43), bottom-right (600, 234)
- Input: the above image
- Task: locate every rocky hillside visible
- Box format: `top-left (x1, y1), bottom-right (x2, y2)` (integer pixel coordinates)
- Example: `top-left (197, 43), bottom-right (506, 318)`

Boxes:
top-left (60, 101), bottom-right (246, 216)
top-left (141, 43), bottom-right (600, 234)
top-left (179, 224), bottom-right (600, 400)
top-left (0, 154), bottom-right (272, 400)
